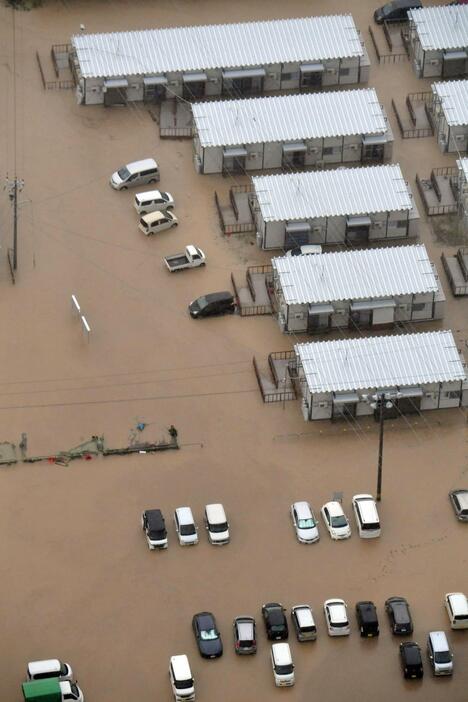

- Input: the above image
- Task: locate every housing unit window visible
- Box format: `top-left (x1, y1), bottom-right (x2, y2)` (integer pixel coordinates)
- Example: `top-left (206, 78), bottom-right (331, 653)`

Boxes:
top-left (390, 219), bottom-right (408, 228)
top-left (340, 68), bottom-right (350, 76)
top-left (412, 302), bottom-right (427, 311)
top-left (323, 147), bottom-right (334, 156)
top-left (446, 390), bottom-right (461, 399)
top-left (281, 72), bottom-right (300, 81)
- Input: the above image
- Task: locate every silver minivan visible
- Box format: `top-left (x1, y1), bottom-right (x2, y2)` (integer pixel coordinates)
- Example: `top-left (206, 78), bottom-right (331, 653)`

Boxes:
top-left (352, 494), bottom-right (381, 538)
top-left (110, 158), bottom-right (159, 190)
top-left (427, 631), bottom-right (453, 676)
top-left (204, 503), bottom-right (230, 545)
top-left (134, 190), bottom-right (175, 215)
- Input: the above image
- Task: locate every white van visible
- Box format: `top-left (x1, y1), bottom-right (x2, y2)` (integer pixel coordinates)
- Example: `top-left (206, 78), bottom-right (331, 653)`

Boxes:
top-left (271, 643), bottom-right (295, 687)
top-left (27, 659), bottom-right (73, 682)
top-left (134, 190), bottom-right (175, 215)
top-left (204, 503), bottom-right (230, 545)
top-left (352, 494), bottom-right (381, 538)
top-left (139, 210), bottom-right (178, 236)
top-left (110, 158), bottom-right (159, 190)
top-left (445, 592), bottom-right (468, 629)
top-left (427, 631), bottom-right (453, 676)
top-left (169, 655), bottom-right (195, 701)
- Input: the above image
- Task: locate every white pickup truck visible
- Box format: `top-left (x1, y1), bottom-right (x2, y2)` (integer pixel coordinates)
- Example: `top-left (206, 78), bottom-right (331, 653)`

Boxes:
top-left (164, 245), bottom-right (206, 272)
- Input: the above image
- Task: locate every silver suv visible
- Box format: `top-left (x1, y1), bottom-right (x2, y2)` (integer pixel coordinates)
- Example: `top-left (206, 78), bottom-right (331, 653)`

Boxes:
top-left (449, 489), bottom-right (468, 521)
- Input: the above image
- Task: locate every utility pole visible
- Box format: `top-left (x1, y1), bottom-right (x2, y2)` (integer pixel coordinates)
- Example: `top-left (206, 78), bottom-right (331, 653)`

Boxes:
top-left (5, 174), bottom-right (24, 274)
top-left (376, 392), bottom-right (385, 502)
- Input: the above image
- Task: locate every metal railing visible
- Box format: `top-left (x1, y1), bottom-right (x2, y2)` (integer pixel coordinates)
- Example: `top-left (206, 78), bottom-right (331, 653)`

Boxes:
top-left (391, 98), bottom-right (433, 139)
top-left (160, 126), bottom-right (193, 138)
top-left (442, 251), bottom-right (468, 295)
top-left (415, 173), bottom-right (458, 216)
top-left (368, 24), bottom-right (409, 64)
top-left (36, 51), bottom-right (75, 90)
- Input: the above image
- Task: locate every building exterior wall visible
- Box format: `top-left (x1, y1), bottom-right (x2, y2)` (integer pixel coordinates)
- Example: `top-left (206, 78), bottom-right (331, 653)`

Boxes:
top-left (79, 55), bottom-right (370, 105)
top-left (298, 376), bottom-right (467, 421)
top-left (259, 207), bottom-right (416, 250)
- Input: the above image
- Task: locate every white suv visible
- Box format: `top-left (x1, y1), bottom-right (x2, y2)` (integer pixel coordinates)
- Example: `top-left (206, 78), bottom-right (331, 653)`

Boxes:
top-left (324, 599), bottom-right (350, 636)
top-left (174, 507), bottom-right (198, 546)
top-left (445, 592), bottom-right (468, 629)
top-left (352, 494), bottom-right (381, 538)
top-left (321, 501), bottom-right (351, 540)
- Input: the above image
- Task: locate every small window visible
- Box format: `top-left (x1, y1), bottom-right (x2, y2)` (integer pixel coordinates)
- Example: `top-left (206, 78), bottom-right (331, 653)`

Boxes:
top-left (282, 71), bottom-right (299, 81)
top-left (412, 302), bottom-right (427, 311)
top-left (340, 68), bottom-right (350, 76)
top-left (323, 147), bottom-right (334, 156)
top-left (390, 219), bottom-right (408, 228)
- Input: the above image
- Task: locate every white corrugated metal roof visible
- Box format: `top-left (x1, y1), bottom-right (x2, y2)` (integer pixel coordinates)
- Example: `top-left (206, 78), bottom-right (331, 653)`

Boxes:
top-left (296, 330), bottom-right (466, 393)
top-left (193, 89), bottom-right (387, 147)
top-left (71, 15), bottom-right (364, 79)
top-left (253, 165), bottom-right (411, 221)
top-left (432, 80), bottom-right (468, 126)
top-left (272, 245), bottom-right (438, 305)
top-left (409, 5), bottom-right (468, 51)
top-left (458, 157), bottom-right (468, 182)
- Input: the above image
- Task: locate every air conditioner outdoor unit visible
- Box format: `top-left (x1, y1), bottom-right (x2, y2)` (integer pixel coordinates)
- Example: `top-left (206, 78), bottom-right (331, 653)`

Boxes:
top-left (349, 144), bottom-right (359, 150)
top-left (398, 304), bottom-right (407, 310)
top-left (313, 226), bottom-right (322, 232)
top-left (209, 77), bottom-right (218, 83)
top-left (249, 152), bottom-right (258, 159)
top-left (326, 68), bottom-right (337, 74)
top-left (170, 80), bottom-right (178, 86)
top-left (455, 134), bottom-right (465, 141)
top-left (430, 59), bottom-right (439, 66)
top-left (374, 220), bottom-right (383, 228)
top-left (308, 146), bottom-right (319, 153)
top-left (268, 73), bottom-right (277, 79)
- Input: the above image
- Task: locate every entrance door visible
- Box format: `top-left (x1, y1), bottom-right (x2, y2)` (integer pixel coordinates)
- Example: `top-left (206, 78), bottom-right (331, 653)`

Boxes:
top-left (300, 71), bottom-right (323, 89)
top-left (307, 312), bottom-right (330, 333)
top-left (285, 230), bottom-right (310, 249)
top-left (442, 58), bottom-right (466, 78)
top-left (104, 88), bottom-right (127, 106)
top-left (282, 151), bottom-right (306, 169)
top-left (345, 225), bottom-right (370, 245)
top-left (362, 144), bottom-right (384, 162)
top-left (143, 84), bottom-right (166, 103)
top-left (333, 403), bottom-right (356, 420)
top-left (222, 156), bottom-right (246, 175)
top-left (231, 76), bottom-right (263, 96)
top-left (397, 395), bottom-right (421, 415)
top-left (349, 310), bottom-right (371, 329)
top-left (183, 81), bottom-right (206, 100)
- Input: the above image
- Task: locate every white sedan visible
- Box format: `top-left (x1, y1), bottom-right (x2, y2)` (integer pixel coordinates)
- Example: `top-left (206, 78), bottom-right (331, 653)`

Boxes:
top-left (290, 501), bottom-right (320, 543)
top-left (321, 501), bottom-right (351, 540)
top-left (323, 599), bottom-right (351, 636)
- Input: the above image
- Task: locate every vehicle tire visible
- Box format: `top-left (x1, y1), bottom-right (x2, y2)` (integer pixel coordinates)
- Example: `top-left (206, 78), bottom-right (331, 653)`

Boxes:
top-left (149, 179), bottom-right (157, 184)
top-left (121, 186), bottom-right (127, 190)
top-left (141, 211), bottom-right (147, 216)
top-left (173, 222), bottom-right (178, 226)
top-left (360, 626), bottom-right (364, 635)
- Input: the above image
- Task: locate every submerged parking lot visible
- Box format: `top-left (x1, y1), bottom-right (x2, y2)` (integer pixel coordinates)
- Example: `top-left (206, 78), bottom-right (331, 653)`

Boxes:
top-left (0, 0), bottom-right (467, 700)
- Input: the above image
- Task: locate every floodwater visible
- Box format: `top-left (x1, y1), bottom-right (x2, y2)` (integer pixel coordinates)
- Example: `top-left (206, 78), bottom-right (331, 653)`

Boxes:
top-left (0, 0), bottom-right (467, 701)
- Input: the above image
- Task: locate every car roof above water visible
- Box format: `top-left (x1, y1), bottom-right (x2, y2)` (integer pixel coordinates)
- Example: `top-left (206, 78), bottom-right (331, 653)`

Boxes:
top-left (127, 158), bottom-right (158, 173)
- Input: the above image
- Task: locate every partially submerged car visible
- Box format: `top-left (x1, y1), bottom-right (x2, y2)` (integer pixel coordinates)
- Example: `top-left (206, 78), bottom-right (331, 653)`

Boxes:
top-left (141, 508), bottom-right (168, 550)
top-left (233, 616), bottom-right (257, 655)
top-left (189, 291), bottom-right (236, 318)
top-left (262, 603), bottom-right (289, 640)
top-left (192, 612), bottom-right (223, 658)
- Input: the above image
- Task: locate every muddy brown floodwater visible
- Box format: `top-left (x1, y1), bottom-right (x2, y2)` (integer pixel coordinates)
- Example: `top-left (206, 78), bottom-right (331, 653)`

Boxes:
top-left (0, 0), bottom-right (467, 701)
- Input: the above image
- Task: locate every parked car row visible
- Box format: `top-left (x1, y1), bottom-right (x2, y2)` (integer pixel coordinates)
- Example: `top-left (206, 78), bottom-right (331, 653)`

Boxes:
top-left (22, 659), bottom-right (84, 702)
top-left (292, 494), bottom-right (381, 542)
top-left (141, 504), bottom-right (230, 549)
top-left (190, 592), bottom-right (468, 658)
top-left (171, 619), bottom-right (459, 699)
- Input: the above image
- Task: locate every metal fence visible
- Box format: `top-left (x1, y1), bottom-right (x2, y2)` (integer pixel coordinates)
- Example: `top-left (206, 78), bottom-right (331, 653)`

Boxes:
top-left (160, 127), bottom-right (193, 138)
top-left (415, 168), bottom-right (458, 216)
top-left (391, 97), bottom-right (433, 139)
top-left (368, 24), bottom-right (409, 64)
top-left (36, 51), bottom-right (75, 90)
top-left (252, 356), bottom-right (296, 403)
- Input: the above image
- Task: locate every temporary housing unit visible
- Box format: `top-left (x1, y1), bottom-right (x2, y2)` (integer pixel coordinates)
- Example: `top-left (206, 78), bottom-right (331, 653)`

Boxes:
top-left (294, 330), bottom-right (467, 421)
top-left (70, 15), bottom-right (370, 106)
top-left (430, 80), bottom-right (468, 153)
top-left (272, 245), bottom-right (444, 334)
top-left (408, 5), bottom-right (468, 79)
top-left (251, 165), bottom-right (417, 250)
top-left (192, 89), bottom-right (393, 175)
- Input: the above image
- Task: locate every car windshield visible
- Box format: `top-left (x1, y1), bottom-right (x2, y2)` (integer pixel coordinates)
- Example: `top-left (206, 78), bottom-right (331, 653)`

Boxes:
top-left (382, 2), bottom-right (395, 11)
top-left (210, 522), bottom-right (228, 533)
top-left (276, 664), bottom-right (293, 675)
top-left (180, 524), bottom-right (196, 536)
top-left (298, 517), bottom-right (315, 529)
top-left (70, 684), bottom-right (80, 698)
top-left (271, 624), bottom-right (285, 632)
top-left (196, 296), bottom-right (208, 309)
top-left (161, 192), bottom-right (169, 201)
top-left (149, 528), bottom-right (166, 538)
top-left (175, 678), bottom-right (194, 690)
top-left (331, 515), bottom-right (347, 527)
top-left (117, 166), bottom-right (131, 180)
top-left (435, 651), bottom-right (452, 664)
top-left (60, 664), bottom-right (68, 676)
top-left (200, 628), bottom-right (218, 640)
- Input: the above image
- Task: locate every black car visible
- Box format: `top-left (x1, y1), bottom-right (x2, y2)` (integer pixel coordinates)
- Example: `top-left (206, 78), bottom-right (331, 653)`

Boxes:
top-left (262, 603), bottom-right (288, 640)
top-left (192, 612), bottom-right (223, 658)
top-left (355, 601), bottom-right (379, 637)
top-left (374, 0), bottom-right (422, 24)
top-left (189, 291), bottom-right (236, 318)
top-left (385, 597), bottom-right (414, 635)
top-left (141, 508), bottom-right (168, 550)
top-left (400, 642), bottom-right (424, 679)
top-left (233, 616), bottom-right (257, 655)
